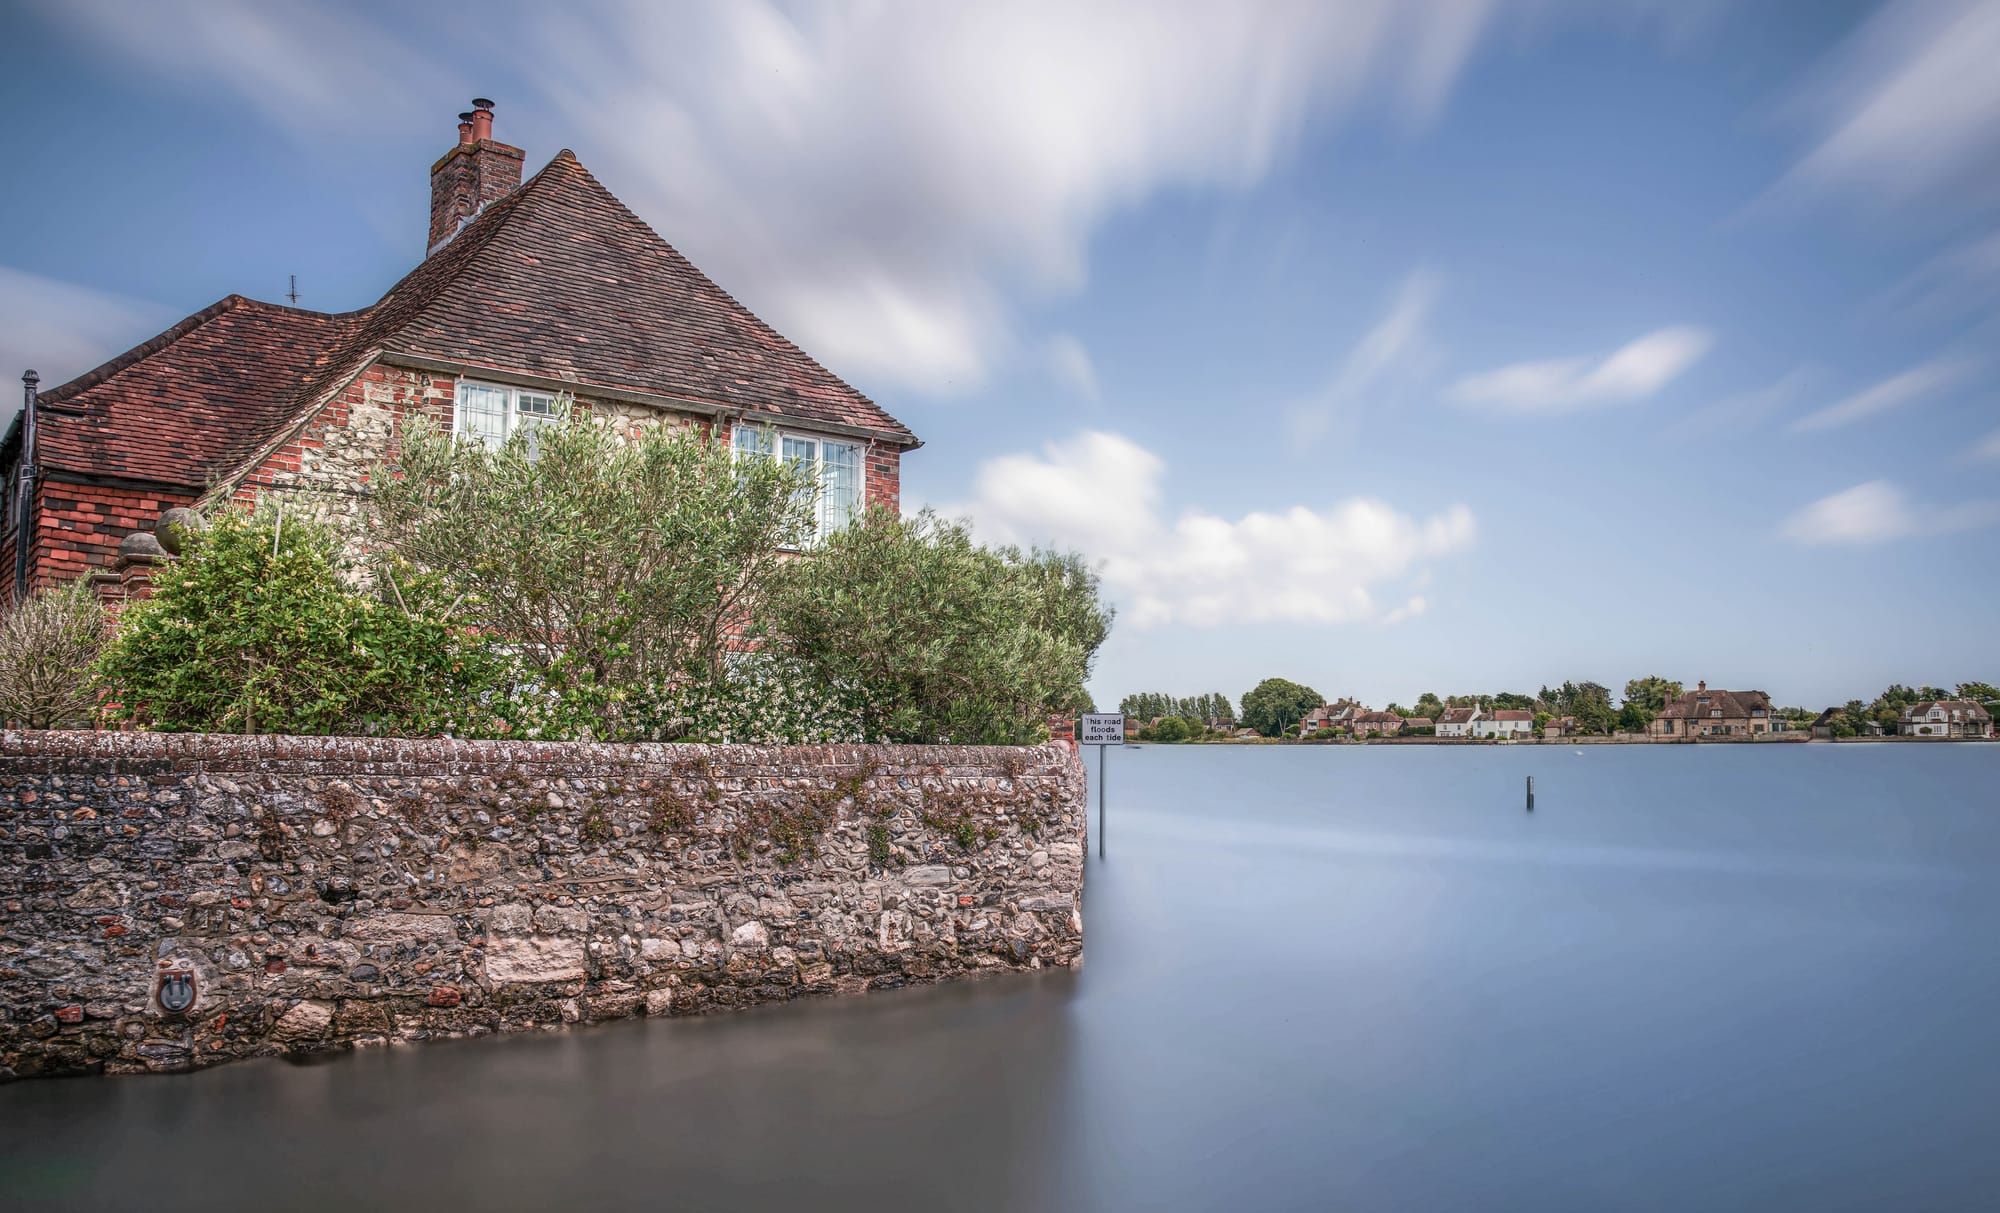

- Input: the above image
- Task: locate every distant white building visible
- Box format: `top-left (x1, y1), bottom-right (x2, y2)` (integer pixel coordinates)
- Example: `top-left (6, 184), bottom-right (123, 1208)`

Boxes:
top-left (1898, 700), bottom-right (1993, 738)
top-left (1471, 709), bottom-right (1535, 739)
top-left (1436, 706), bottom-right (1480, 738)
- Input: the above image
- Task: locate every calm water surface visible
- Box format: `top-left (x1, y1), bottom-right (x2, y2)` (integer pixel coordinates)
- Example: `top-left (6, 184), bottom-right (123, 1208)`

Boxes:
top-left (5, 744), bottom-right (1999, 1211)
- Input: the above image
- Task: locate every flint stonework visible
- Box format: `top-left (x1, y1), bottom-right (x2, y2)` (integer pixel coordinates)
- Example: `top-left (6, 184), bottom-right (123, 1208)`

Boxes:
top-left (0, 732), bottom-right (1086, 1080)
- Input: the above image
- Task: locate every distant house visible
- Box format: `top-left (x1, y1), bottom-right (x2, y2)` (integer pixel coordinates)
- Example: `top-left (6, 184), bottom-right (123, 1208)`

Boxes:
top-left (1544, 715), bottom-right (1577, 738)
top-left (1811, 707), bottom-right (1844, 739)
top-left (1401, 714), bottom-right (1435, 734)
top-left (1898, 700), bottom-right (1993, 738)
top-left (1352, 710), bottom-right (1404, 736)
top-left (1302, 700), bottom-right (1360, 736)
top-left (1436, 706), bottom-right (1480, 738)
top-left (1472, 709), bottom-right (1534, 739)
top-left (1648, 681), bottom-right (1774, 738)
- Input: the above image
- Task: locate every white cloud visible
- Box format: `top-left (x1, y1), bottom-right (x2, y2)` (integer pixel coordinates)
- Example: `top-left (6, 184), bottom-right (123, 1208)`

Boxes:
top-left (0, 265), bottom-right (174, 430)
top-left (1043, 334), bottom-right (1101, 403)
top-left (1286, 268), bottom-right (1442, 445)
top-left (1776, 0), bottom-right (2000, 211)
top-left (523, 1), bottom-right (1514, 394)
top-left (1780, 479), bottom-right (2000, 546)
top-left (1449, 326), bottom-right (1713, 413)
top-left (38, 0), bottom-right (1512, 395)
top-left (1788, 358), bottom-right (1972, 433)
top-left (944, 430), bottom-right (1475, 628)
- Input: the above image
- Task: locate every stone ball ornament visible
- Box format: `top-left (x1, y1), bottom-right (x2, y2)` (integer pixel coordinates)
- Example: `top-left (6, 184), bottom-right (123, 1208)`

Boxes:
top-left (118, 530), bottom-right (170, 562)
top-left (153, 506), bottom-right (206, 555)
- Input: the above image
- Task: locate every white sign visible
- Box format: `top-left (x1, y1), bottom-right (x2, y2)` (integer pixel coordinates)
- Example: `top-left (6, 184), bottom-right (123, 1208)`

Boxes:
top-left (1079, 713), bottom-right (1125, 744)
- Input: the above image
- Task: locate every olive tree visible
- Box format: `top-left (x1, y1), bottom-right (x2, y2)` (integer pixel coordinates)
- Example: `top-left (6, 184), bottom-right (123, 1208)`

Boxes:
top-left (365, 406), bottom-right (813, 736)
top-left (763, 508), bottom-right (1112, 744)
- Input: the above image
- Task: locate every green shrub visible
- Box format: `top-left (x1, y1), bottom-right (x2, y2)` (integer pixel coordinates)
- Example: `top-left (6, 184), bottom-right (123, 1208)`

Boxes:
top-left (96, 501), bottom-right (505, 735)
top-left (365, 406), bottom-right (813, 738)
top-left (0, 580), bottom-right (106, 729)
top-left (764, 508), bottom-right (1111, 744)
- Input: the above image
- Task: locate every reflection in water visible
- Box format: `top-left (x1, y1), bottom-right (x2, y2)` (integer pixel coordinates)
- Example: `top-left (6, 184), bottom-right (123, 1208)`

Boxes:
top-left (4, 744), bottom-right (1999, 1212)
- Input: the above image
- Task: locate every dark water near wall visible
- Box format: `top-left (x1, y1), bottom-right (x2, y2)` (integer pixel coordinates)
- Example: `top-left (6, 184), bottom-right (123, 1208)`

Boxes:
top-left (5, 744), bottom-right (1999, 1211)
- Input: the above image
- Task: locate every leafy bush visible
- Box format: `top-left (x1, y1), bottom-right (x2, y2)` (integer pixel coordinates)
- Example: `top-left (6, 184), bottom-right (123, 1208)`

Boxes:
top-left (0, 580), bottom-right (106, 729)
top-left (96, 501), bottom-right (505, 735)
top-left (764, 508), bottom-right (1111, 744)
top-left (366, 406), bottom-right (813, 738)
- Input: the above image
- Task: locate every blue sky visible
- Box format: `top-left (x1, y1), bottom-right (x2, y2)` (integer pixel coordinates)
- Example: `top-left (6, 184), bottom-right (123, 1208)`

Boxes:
top-left (2, 1), bottom-right (1996, 710)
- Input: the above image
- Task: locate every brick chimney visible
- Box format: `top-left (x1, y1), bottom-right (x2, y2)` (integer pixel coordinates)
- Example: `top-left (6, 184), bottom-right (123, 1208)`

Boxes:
top-left (427, 98), bottom-right (524, 255)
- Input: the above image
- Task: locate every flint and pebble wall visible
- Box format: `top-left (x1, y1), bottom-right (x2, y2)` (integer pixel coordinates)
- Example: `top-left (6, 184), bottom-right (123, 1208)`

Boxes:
top-left (0, 732), bottom-right (1085, 1080)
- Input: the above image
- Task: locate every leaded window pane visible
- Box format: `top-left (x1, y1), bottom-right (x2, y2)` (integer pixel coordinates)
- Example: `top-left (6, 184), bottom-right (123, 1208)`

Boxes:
top-left (456, 383), bottom-right (508, 449)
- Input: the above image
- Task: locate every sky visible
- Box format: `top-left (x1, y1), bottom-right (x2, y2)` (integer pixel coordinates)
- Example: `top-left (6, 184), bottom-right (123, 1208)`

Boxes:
top-left (1, 0), bottom-right (1997, 711)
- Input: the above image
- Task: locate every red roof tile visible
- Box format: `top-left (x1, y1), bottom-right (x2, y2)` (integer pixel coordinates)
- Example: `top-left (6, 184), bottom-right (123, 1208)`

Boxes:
top-left (27, 298), bottom-right (357, 489)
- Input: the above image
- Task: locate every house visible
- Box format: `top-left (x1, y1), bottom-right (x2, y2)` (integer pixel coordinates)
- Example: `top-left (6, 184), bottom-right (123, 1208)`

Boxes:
top-left (1471, 709), bottom-right (1534, 739)
top-left (2, 100), bottom-right (919, 602)
top-left (1352, 710), bottom-right (1404, 736)
top-left (1436, 705), bottom-right (1481, 738)
top-left (1811, 707), bottom-right (1844, 739)
top-left (1898, 700), bottom-right (1993, 738)
top-left (1544, 715), bottom-right (1576, 738)
top-left (1301, 699), bottom-right (1360, 736)
top-left (1647, 681), bottom-right (1774, 739)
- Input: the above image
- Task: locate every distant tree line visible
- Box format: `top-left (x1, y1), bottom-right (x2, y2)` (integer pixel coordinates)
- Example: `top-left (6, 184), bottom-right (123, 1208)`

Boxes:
top-left (1112, 674), bottom-right (1998, 742)
top-left (1118, 691), bottom-right (1235, 728)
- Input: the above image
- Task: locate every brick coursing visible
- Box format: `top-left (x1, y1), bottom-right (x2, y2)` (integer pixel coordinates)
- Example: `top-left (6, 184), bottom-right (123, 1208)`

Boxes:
top-left (0, 732), bottom-right (1086, 1080)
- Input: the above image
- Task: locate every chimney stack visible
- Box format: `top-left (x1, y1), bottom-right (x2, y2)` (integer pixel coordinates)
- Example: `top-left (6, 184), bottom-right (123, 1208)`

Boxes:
top-left (428, 98), bottom-right (524, 255)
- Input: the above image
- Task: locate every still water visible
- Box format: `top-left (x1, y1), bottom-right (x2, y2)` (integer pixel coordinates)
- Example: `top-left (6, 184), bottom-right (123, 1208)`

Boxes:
top-left (5, 744), bottom-right (1999, 1211)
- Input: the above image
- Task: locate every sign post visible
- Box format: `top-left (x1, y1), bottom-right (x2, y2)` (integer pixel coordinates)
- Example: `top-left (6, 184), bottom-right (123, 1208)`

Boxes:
top-left (1079, 713), bottom-right (1124, 859)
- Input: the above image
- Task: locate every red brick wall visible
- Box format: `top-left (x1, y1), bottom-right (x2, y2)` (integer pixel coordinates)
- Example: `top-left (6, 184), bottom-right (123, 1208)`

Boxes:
top-left (0, 481), bottom-right (196, 599)
top-left (867, 442), bottom-right (901, 514)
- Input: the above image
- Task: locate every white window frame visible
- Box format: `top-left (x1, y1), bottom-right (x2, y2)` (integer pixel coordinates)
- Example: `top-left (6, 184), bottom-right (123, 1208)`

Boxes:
top-left (453, 379), bottom-right (558, 448)
top-left (731, 423), bottom-right (866, 543)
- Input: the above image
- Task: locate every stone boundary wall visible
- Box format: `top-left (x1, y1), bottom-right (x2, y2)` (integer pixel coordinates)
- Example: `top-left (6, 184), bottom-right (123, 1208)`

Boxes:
top-left (0, 732), bottom-right (1086, 1080)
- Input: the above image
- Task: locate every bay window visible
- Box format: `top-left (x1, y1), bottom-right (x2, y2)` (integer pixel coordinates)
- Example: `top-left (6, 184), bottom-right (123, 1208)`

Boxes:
top-left (733, 424), bottom-right (864, 541)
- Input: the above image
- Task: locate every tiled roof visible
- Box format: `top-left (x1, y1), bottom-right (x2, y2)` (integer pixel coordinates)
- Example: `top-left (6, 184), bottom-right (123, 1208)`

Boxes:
top-left (17, 149), bottom-right (916, 491)
top-left (378, 151), bottom-right (915, 443)
top-left (1438, 707), bottom-right (1478, 724)
top-left (1656, 688), bottom-right (1771, 720)
top-left (1901, 699), bottom-right (1991, 721)
top-left (24, 298), bottom-right (357, 489)
top-left (1488, 709), bottom-right (1534, 722)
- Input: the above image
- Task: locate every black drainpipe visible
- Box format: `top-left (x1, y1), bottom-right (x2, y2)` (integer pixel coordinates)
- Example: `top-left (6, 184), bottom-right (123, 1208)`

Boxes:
top-left (13, 369), bottom-right (38, 603)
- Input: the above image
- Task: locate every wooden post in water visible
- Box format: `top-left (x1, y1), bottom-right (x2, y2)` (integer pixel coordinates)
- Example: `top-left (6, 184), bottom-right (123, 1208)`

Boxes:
top-left (1526, 775), bottom-right (1535, 812)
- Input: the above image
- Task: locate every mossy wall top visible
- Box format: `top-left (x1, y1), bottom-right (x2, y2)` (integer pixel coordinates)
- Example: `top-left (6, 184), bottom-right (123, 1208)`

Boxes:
top-left (0, 732), bottom-right (1086, 1080)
